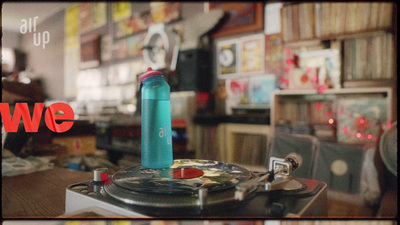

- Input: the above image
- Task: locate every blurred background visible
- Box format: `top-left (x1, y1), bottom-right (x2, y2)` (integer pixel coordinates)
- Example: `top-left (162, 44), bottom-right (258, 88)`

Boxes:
top-left (1, 2), bottom-right (397, 218)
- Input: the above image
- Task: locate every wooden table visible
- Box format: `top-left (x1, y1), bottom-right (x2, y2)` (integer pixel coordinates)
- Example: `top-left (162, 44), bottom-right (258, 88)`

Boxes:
top-left (2, 167), bottom-right (92, 217)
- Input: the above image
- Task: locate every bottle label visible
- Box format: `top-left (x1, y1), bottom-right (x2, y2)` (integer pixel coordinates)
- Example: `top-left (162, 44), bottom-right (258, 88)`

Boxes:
top-left (159, 126), bottom-right (172, 145)
top-left (141, 98), bottom-right (173, 168)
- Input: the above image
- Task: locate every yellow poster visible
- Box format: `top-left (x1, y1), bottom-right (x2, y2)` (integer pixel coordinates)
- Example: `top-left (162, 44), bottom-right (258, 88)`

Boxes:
top-left (111, 221), bottom-right (131, 225)
top-left (241, 34), bottom-right (265, 74)
top-left (150, 2), bottom-right (166, 24)
top-left (65, 222), bottom-right (80, 225)
top-left (112, 2), bottom-right (131, 22)
top-left (65, 4), bottom-right (80, 49)
top-left (92, 2), bottom-right (107, 28)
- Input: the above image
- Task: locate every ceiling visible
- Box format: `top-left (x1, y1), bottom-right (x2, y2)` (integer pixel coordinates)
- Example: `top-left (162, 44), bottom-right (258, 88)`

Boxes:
top-left (2, 2), bottom-right (71, 32)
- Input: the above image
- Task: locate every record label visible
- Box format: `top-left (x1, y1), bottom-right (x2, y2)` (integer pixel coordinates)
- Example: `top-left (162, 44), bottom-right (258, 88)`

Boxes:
top-left (160, 168), bottom-right (204, 179)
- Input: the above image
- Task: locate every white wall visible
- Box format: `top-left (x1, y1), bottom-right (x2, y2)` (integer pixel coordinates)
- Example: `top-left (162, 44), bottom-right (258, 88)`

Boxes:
top-left (17, 2), bottom-right (205, 101)
top-left (2, 30), bottom-right (21, 49)
top-left (20, 9), bottom-right (65, 100)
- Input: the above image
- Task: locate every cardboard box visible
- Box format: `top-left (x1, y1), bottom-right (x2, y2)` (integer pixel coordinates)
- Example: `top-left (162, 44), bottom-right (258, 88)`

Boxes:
top-left (52, 135), bottom-right (96, 156)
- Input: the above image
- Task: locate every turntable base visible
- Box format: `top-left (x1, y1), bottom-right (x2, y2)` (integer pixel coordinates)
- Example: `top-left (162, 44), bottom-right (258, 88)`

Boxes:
top-left (65, 159), bottom-right (327, 217)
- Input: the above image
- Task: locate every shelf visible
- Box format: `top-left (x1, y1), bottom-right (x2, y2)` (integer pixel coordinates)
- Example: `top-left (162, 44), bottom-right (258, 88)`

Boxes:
top-left (80, 24), bottom-right (109, 38)
top-left (271, 87), bottom-right (394, 141)
top-left (283, 28), bottom-right (394, 47)
top-left (343, 79), bottom-right (396, 88)
top-left (273, 87), bottom-right (392, 96)
top-left (193, 114), bottom-right (270, 125)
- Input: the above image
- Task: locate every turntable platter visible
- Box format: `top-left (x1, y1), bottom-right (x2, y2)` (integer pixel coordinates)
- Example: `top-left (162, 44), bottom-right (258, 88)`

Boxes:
top-left (111, 159), bottom-right (253, 194)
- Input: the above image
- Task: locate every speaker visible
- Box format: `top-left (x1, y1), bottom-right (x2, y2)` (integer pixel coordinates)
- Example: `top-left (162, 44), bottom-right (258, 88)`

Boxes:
top-left (269, 134), bottom-right (318, 179)
top-left (314, 142), bottom-right (364, 194)
top-left (177, 49), bottom-right (212, 91)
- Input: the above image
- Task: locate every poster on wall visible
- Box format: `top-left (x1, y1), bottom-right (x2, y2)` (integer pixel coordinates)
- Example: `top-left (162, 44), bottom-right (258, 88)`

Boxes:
top-left (225, 78), bottom-right (248, 115)
top-left (64, 4), bottom-right (80, 98)
top-left (240, 34), bottom-right (265, 75)
top-left (127, 33), bottom-right (147, 57)
top-left (65, 4), bottom-right (80, 49)
top-left (80, 34), bottom-right (101, 69)
top-left (150, 2), bottom-right (181, 24)
top-left (265, 33), bottom-right (284, 76)
top-left (209, 2), bottom-right (264, 38)
top-left (112, 2), bottom-right (132, 22)
top-left (130, 11), bottom-right (152, 33)
top-left (92, 2), bottom-right (107, 29)
top-left (248, 75), bottom-right (276, 105)
top-left (114, 11), bottom-right (152, 38)
top-left (80, 3), bottom-right (92, 34)
top-left (288, 67), bottom-right (318, 90)
top-left (216, 39), bottom-right (239, 77)
top-left (264, 3), bottom-right (283, 35)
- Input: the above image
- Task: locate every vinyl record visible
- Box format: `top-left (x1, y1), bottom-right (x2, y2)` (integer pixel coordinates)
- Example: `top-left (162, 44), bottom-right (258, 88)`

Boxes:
top-left (111, 159), bottom-right (253, 194)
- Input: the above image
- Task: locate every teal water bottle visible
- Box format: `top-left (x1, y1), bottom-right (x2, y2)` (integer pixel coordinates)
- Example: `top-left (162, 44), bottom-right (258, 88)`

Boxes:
top-left (140, 67), bottom-right (173, 169)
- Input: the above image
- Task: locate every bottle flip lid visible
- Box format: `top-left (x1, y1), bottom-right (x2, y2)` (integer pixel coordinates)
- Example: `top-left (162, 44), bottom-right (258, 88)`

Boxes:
top-left (139, 67), bottom-right (163, 82)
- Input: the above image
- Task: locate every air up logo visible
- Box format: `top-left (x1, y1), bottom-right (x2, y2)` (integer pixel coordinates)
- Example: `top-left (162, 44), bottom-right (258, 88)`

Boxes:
top-left (20, 16), bottom-right (50, 49)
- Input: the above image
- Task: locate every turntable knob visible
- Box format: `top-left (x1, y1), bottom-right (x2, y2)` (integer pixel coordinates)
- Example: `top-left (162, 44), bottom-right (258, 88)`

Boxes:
top-left (93, 168), bottom-right (108, 182)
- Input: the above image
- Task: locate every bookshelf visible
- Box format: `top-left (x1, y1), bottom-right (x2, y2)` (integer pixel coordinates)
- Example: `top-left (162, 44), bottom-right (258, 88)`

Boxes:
top-left (272, 87), bottom-right (394, 142)
top-left (193, 119), bottom-right (270, 169)
top-left (220, 123), bottom-right (271, 168)
top-left (276, 2), bottom-right (397, 133)
top-left (282, 2), bottom-right (394, 42)
top-left (271, 2), bottom-right (397, 201)
top-left (282, 2), bottom-right (396, 86)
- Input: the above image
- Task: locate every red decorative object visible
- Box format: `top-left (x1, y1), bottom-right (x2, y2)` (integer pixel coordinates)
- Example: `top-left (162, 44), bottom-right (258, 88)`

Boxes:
top-left (354, 116), bottom-right (370, 130)
top-left (300, 74), bottom-right (309, 83)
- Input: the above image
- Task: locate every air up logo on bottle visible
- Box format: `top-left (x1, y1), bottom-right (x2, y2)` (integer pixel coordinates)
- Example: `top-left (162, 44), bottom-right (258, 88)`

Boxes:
top-left (159, 126), bottom-right (172, 145)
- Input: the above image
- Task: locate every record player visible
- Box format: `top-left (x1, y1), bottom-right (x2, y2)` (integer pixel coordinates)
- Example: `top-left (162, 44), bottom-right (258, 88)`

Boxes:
top-left (65, 156), bottom-right (327, 217)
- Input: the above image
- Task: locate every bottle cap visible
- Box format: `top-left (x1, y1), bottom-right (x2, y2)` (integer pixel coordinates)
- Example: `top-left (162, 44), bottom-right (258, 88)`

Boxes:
top-left (139, 67), bottom-right (163, 82)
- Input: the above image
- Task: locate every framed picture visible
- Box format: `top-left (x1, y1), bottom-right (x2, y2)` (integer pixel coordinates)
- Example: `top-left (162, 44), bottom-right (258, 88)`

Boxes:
top-left (240, 34), bottom-right (265, 74)
top-left (150, 2), bottom-right (181, 25)
top-left (287, 67), bottom-right (318, 90)
top-left (80, 3), bottom-right (92, 34)
top-left (216, 39), bottom-right (239, 77)
top-left (225, 78), bottom-right (248, 115)
top-left (80, 34), bottom-right (100, 69)
top-left (264, 33), bottom-right (284, 76)
top-left (65, 4), bottom-right (80, 49)
top-left (209, 3), bottom-right (264, 38)
top-left (248, 75), bottom-right (276, 105)
top-left (91, 2), bottom-right (107, 30)
top-left (112, 2), bottom-right (132, 22)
